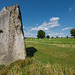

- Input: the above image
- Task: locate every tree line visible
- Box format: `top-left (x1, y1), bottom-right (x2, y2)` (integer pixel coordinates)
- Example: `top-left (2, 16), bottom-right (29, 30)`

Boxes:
top-left (37, 29), bottom-right (75, 39)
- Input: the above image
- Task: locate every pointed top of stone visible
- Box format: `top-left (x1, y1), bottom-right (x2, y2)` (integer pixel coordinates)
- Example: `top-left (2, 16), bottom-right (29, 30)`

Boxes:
top-left (0, 4), bottom-right (20, 14)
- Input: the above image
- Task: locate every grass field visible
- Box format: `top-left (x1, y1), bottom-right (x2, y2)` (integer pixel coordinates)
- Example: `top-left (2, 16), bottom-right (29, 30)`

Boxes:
top-left (26, 38), bottom-right (75, 70)
top-left (0, 38), bottom-right (75, 75)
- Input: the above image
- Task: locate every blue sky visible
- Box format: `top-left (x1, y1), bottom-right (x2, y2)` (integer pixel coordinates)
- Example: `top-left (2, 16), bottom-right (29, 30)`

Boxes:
top-left (0, 0), bottom-right (75, 38)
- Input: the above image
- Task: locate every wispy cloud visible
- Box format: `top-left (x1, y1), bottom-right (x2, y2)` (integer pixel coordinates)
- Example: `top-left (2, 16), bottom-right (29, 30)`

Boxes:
top-left (36, 24), bottom-right (39, 27)
top-left (23, 26), bottom-right (31, 31)
top-left (54, 33), bottom-right (64, 35)
top-left (48, 32), bottom-right (64, 36)
top-left (62, 27), bottom-right (72, 30)
top-left (50, 17), bottom-right (59, 21)
top-left (31, 17), bottom-right (60, 31)
top-left (24, 31), bottom-right (36, 37)
top-left (69, 7), bottom-right (72, 11)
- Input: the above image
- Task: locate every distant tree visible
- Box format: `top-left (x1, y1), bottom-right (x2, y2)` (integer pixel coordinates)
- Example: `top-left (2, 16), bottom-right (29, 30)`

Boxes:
top-left (70, 29), bottom-right (75, 38)
top-left (51, 36), bottom-right (54, 38)
top-left (46, 35), bottom-right (50, 39)
top-left (61, 37), bottom-right (63, 38)
top-left (66, 36), bottom-right (69, 38)
top-left (56, 36), bottom-right (59, 38)
top-left (37, 30), bottom-right (45, 39)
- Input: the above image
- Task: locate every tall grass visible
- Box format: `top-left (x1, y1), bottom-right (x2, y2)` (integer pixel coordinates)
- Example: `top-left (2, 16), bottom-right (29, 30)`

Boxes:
top-left (0, 38), bottom-right (75, 75)
top-left (0, 57), bottom-right (75, 75)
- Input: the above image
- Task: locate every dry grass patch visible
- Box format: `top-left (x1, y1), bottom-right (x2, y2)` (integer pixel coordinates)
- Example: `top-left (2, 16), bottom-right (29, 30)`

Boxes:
top-left (49, 44), bottom-right (75, 48)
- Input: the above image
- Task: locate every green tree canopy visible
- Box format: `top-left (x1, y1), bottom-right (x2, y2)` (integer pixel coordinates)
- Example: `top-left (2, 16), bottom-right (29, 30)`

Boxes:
top-left (70, 29), bottom-right (75, 38)
top-left (51, 36), bottom-right (54, 38)
top-left (37, 30), bottom-right (45, 39)
top-left (46, 35), bottom-right (50, 39)
top-left (56, 36), bottom-right (59, 38)
top-left (66, 36), bottom-right (69, 38)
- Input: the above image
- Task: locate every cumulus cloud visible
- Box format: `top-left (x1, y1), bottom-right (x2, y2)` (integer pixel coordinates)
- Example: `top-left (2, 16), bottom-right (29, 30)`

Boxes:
top-left (62, 27), bottom-right (72, 30)
top-left (31, 17), bottom-right (60, 31)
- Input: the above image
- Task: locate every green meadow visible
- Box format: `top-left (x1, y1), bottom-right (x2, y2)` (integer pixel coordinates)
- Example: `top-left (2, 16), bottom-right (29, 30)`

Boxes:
top-left (0, 38), bottom-right (75, 75)
top-left (26, 38), bottom-right (75, 70)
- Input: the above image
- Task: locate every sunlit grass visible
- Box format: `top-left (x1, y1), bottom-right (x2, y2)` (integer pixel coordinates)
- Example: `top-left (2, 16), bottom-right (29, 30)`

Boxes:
top-left (26, 38), bottom-right (75, 70)
top-left (0, 38), bottom-right (75, 75)
top-left (0, 57), bottom-right (75, 75)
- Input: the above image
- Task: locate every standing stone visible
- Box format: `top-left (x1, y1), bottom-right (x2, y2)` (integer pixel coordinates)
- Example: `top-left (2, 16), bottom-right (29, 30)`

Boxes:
top-left (0, 4), bottom-right (26, 65)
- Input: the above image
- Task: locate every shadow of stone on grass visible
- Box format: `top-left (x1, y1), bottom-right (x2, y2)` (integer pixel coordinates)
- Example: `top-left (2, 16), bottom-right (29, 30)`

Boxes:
top-left (26, 47), bottom-right (37, 57)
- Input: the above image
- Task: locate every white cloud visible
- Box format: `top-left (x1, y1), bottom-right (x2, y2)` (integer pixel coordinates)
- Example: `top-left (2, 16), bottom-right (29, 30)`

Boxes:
top-left (23, 26), bottom-right (31, 31)
top-left (54, 33), bottom-right (64, 35)
top-left (48, 34), bottom-right (53, 36)
top-left (31, 17), bottom-right (60, 31)
top-left (50, 17), bottom-right (59, 21)
top-left (62, 27), bottom-right (72, 30)
top-left (48, 32), bottom-right (64, 37)
top-left (69, 7), bottom-right (72, 11)
top-left (24, 31), bottom-right (36, 37)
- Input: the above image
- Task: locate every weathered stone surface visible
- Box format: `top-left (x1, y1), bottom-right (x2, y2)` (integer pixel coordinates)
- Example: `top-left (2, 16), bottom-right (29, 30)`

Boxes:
top-left (0, 4), bottom-right (26, 65)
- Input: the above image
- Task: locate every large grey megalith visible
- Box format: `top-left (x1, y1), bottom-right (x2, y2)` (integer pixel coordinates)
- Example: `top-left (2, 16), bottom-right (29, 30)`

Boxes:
top-left (0, 4), bottom-right (26, 65)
